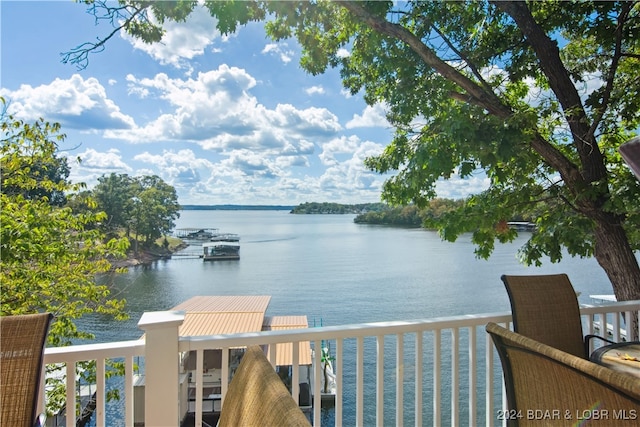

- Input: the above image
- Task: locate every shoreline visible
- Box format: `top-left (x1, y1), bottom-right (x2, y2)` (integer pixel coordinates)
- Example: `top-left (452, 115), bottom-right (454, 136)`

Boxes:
top-left (110, 241), bottom-right (189, 268)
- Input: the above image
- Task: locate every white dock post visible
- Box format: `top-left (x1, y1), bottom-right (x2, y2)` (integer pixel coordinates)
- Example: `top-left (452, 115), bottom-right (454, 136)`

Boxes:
top-left (138, 310), bottom-right (185, 426)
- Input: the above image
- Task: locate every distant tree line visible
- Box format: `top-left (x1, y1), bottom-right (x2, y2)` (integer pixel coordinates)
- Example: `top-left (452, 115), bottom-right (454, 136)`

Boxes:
top-left (291, 202), bottom-right (388, 214)
top-left (182, 204), bottom-right (293, 211)
top-left (354, 198), bottom-right (539, 228)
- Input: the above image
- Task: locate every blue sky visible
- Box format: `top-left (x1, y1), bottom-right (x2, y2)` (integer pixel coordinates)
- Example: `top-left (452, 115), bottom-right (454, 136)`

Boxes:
top-left (1, 1), bottom-right (488, 205)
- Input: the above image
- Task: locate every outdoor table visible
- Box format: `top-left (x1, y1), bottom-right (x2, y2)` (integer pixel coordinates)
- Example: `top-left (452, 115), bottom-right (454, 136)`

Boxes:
top-left (590, 341), bottom-right (640, 378)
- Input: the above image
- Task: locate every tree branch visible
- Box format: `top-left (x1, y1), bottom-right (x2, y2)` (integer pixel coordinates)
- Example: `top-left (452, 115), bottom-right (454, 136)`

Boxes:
top-left (340, 1), bottom-right (511, 118)
top-left (339, 2), bottom-right (584, 192)
top-left (430, 24), bottom-right (495, 95)
top-left (588, 2), bottom-right (631, 138)
top-left (60, 2), bottom-right (149, 70)
top-left (492, 1), bottom-right (608, 183)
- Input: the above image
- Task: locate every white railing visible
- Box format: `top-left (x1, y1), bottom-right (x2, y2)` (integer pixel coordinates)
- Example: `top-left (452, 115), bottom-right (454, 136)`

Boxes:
top-left (43, 300), bottom-right (640, 427)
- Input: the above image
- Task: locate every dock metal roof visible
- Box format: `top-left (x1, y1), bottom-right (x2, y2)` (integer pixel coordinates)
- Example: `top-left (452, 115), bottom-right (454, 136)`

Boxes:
top-left (172, 296), bottom-right (271, 336)
top-left (170, 296), bottom-right (311, 365)
top-left (263, 316), bottom-right (312, 366)
top-left (173, 295), bottom-right (271, 314)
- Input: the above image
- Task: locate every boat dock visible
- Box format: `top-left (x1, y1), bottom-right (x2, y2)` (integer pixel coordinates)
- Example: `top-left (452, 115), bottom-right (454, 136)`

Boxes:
top-left (133, 296), bottom-right (322, 426)
top-left (171, 250), bottom-right (203, 259)
top-left (203, 233), bottom-right (240, 261)
top-left (174, 228), bottom-right (219, 240)
top-left (172, 229), bottom-right (241, 261)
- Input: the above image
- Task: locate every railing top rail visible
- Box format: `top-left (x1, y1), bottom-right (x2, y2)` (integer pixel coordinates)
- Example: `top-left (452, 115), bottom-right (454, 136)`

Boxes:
top-left (180, 311), bottom-right (514, 351)
top-left (43, 338), bottom-right (145, 363)
top-left (180, 301), bottom-right (640, 350)
top-left (39, 300), bottom-right (640, 359)
top-left (579, 299), bottom-right (640, 314)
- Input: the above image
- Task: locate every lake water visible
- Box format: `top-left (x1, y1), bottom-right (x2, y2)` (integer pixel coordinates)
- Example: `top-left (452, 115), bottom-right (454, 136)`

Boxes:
top-left (89, 209), bottom-right (614, 342)
top-left (84, 210), bottom-right (617, 426)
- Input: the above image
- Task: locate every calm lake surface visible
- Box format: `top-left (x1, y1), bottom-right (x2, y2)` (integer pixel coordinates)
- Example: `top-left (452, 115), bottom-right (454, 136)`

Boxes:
top-left (89, 209), bottom-right (614, 342)
top-left (84, 210), bottom-right (618, 426)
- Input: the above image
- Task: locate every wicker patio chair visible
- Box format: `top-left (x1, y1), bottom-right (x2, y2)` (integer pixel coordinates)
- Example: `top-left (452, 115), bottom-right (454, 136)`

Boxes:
top-left (501, 273), bottom-right (614, 358)
top-left (486, 322), bottom-right (640, 427)
top-left (1, 313), bottom-right (53, 427)
top-left (218, 345), bottom-right (311, 427)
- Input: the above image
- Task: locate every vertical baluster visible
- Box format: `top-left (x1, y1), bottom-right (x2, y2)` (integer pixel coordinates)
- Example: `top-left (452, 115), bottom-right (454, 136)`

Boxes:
top-left (485, 331), bottom-right (495, 427)
top-left (357, 336), bottom-right (364, 427)
top-left (396, 333), bottom-right (403, 427)
top-left (432, 330), bottom-right (441, 427)
top-left (268, 342), bottom-right (277, 368)
top-left (125, 355), bottom-right (134, 427)
top-left (415, 332), bottom-right (423, 427)
top-left (292, 341), bottom-right (300, 404)
top-left (220, 348), bottom-right (229, 408)
top-left (96, 357), bottom-right (106, 427)
top-left (376, 335), bottom-right (384, 427)
top-left (314, 339), bottom-right (322, 427)
top-left (451, 328), bottom-right (459, 427)
top-left (65, 362), bottom-right (75, 427)
top-left (613, 310), bottom-right (621, 342)
top-left (468, 327), bottom-right (477, 426)
top-left (37, 364), bottom-right (46, 422)
top-left (336, 338), bottom-right (343, 427)
top-left (195, 349), bottom-right (204, 427)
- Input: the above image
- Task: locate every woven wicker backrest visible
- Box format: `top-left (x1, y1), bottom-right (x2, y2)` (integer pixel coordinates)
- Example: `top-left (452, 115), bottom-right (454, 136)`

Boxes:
top-left (218, 345), bottom-right (311, 427)
top-left (501, 273), bottom-right (586, 358)
top-left (487, 322), bottom-right (640, 427)
top-left (1, 313), bottom-right (52, 427)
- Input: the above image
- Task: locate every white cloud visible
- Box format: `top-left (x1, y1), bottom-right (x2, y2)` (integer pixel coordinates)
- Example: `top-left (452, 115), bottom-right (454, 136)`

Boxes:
top-left (0, 75), bottom-right (135, 130)
top-left (133, 149), bottom-right (215, 186)
top-left (435, 172), bottom-right (491, 199)
top-left (262, 42), bottom-right (294, 63)
top-left (76, 148), bottom-right (132, 171)
top-left (64, 148), bottom-right (133, 189)
top-left (316, 136), bottom-right (386, 200)
top-left (319, 135), bottom-right (362, 166)
top-left (340, 88), bottom-right (354, 99)
top-left (122, 6), bottom-right (220, 69)
top-left (336, 48), bottom-right (350, 59)
top-left (109, 67), bottom-right (342, 167)
top-left (305, 85), bottom-right (325, 96)
top-left (319, 141), bottom-right (384, 201)
top-left (134, 149), bottom-right (212, 169)
top-left (346, 103), bottom-right (390, 129)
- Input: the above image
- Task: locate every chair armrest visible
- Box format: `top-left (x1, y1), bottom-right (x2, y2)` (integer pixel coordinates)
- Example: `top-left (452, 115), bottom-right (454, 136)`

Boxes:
top-left (585, 334), bottom-right (617, 358)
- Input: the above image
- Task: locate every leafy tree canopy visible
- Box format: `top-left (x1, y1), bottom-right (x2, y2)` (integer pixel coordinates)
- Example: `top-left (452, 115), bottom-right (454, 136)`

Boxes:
top-left (0, 100), bottom-right (129, 346)
top-left (67, 1), bottom-right (640, 300)
top-left (92, 173), bottom-right (181, 247)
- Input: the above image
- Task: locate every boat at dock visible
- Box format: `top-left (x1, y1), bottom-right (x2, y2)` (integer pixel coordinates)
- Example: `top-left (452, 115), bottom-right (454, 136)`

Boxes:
top-left (202, 233), bottom-right (240, 261)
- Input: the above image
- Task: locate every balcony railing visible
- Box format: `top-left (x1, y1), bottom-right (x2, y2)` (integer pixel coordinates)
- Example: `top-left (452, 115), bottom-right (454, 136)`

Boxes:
top-left (42, 300), bottom-right (640, 427)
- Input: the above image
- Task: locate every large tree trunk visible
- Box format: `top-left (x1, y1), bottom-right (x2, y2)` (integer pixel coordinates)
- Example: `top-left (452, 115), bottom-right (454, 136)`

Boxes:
top-left (593, 217), bottom-right (640, 301)
top-left (593, 216), bottom-right (640, 340)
